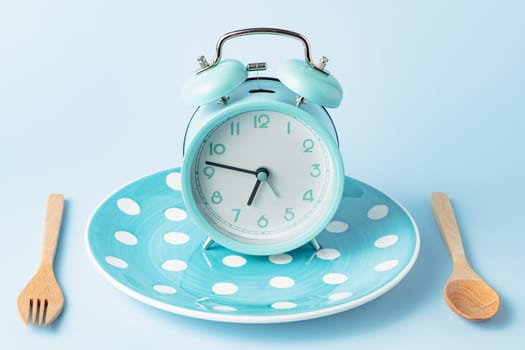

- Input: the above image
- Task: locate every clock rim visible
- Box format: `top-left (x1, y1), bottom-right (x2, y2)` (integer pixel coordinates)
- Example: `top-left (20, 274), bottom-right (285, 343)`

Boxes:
top-left (181, 98), bottom-right (344, 255)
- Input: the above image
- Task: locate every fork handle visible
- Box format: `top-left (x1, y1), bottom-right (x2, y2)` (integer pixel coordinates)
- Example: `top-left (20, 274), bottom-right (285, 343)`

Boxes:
top-left (40, 194), bottom-right (65, 268)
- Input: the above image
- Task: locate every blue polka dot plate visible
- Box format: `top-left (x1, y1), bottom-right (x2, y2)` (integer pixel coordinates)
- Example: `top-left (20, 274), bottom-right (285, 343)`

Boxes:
top-left (85, 168), bottom-right (419, 323)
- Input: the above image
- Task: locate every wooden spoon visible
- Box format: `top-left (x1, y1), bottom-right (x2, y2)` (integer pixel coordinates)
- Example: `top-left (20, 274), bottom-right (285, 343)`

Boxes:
top-left (431, 192), bottom-right (500, 320)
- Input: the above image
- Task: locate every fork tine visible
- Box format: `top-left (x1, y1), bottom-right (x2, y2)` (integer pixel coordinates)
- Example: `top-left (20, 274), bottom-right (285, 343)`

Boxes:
top-left (39, 300), bottom-right (47, 326)
top-left (31, 299), bottom-right (39, 326)
top-left (44, 299), bottom-right (64, 326)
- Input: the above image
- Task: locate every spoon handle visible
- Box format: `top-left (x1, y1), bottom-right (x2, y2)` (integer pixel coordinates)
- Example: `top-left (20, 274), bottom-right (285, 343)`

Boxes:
top-left (431, 192), bottom-right (467, 265)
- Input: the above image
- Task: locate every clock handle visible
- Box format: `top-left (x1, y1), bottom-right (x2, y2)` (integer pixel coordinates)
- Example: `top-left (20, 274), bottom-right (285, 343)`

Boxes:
top-left (197, 27), bottom-right (329, 75)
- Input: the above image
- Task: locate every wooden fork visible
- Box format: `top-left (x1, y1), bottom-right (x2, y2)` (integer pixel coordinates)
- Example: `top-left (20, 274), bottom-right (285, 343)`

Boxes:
top-left (17, 194), bottom-right (65, 326)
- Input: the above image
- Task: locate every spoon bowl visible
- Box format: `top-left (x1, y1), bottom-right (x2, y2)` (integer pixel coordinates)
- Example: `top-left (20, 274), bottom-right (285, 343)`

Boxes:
top-left (431, 192), bottom-right (500, 321)
top-left (444, 277), bottom-right (500, 320)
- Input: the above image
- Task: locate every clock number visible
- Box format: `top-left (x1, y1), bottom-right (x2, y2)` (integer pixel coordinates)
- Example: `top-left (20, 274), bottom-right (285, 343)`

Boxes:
top-left (257, 215), bottom-right (269, 228)
top-left (209, 142), bottom-right (226, 156)
top-left (303, 189), bottom-right (314, 202)
top-left (287, 121), bottom-right (291, 135)
top-left (230, 122), bottom-right (240, 136)
top-left (232, 208), bottom-right (241, 222)
top-left (211, 191), bottom-right (223, 204)
top-left (284, 208), bottom-right (295, 221)
top-left (203, 166), bottom-right (215, 179)
top-left (303, 139), bottom-right (314, 153)
top-left (310, 164), bottom-right (321, 177)
top-left (253, 114), bottom-right (270, 128)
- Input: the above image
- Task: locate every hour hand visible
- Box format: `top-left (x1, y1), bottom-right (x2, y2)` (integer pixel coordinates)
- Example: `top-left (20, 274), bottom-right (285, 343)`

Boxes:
top-left (247, 179), bottom-right (262, 206)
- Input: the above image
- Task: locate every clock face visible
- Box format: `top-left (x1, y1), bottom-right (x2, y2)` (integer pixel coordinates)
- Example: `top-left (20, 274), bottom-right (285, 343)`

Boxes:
top-left (188, 109), bottom-right (342, 250)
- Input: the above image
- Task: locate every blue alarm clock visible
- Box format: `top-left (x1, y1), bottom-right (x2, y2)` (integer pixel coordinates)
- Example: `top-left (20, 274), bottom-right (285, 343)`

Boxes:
top-left (181, 28), bottom-right (344, 255)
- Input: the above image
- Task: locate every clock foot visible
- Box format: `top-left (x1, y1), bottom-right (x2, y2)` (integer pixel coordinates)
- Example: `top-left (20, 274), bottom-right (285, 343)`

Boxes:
top-left (202, 237), bottom-right (321, 253)
top-left (202, 237), bottom-right (214, 250)
top-left (309, 238), bottom-right (321, 251)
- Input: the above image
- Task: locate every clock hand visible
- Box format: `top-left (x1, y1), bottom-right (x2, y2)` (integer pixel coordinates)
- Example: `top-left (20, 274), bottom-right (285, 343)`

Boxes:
top-left (264, 178), bottom-right (280, 198)
top-left (246, 179), bottom-right (262, 206)
top-left (247, 168), bottom-right (271, 206)
top-left (205, 161), bottom-right (256, 175)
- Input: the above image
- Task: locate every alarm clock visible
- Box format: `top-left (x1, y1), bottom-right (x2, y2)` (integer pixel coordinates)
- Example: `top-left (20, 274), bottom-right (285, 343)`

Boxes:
top-left (181, 28), bottom-right (344, 255)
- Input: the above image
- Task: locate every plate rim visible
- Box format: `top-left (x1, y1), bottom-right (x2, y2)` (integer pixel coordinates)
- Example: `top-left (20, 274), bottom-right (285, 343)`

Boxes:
top-left (85, 168), bottom-right (420, 323)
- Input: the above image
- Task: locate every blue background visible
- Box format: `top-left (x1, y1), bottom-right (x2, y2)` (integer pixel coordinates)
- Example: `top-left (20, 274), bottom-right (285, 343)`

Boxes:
top-left (1, 0), bottom-right (523, 348)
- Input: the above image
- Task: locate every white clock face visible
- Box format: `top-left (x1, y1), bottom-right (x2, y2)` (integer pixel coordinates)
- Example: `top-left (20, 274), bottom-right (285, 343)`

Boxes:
top-left (190, 110), bottom-right (339, 245)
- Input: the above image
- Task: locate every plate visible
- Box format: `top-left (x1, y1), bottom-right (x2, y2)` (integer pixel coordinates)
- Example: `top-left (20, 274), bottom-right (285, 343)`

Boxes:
top-left (86, 168), bottom-right (419, 323)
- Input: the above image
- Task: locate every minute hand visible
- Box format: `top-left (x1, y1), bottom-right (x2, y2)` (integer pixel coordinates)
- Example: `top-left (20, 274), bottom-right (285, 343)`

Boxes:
top-left (205, 161), bottom-right (257, 175)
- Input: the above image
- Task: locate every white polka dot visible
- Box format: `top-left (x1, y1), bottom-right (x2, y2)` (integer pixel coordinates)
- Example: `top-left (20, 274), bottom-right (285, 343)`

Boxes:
top-left (269, 276), bottom-right (295, 288)
top-left (117, 198), bottom-right (140, 215)
top-left (325, 221), bottom-right (349, 233)
top-left (212, 282), bottom-right (239, 295)
top-left (212, 305), bottom-right (237, 312)
top-left (163, 232), bottom-right (190, 245)
top-left (329, 292), bottom-right (353, 301)
top-left (268, 253), bottom-right (293, 265)
top-left (105, 256), bottom-right (128, 269)
top-left (161, 259), bottom-right (188, 272)
top-left (166, 172), bottom-right (182, 191)
top-left (114, 231), bottom-right (138, 245)
top-left (374, 259), bottom-right (399, 272)
top-left (368, 204), bottom-right (389, 220)
top-left (271, 302), bottom-right (297, 310)
top-left (322, 273), bottom-right (348, 285)
top-left (164, 208), bottom-right (188, 221)
top-left (222, 255), bottom-right (247, 267)
top-left (153, 284), bottom-right (177, 294)
top-left (315, 248), bottom-right (340, 260)
top-left (374, 234), bottom-right (399, 248)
